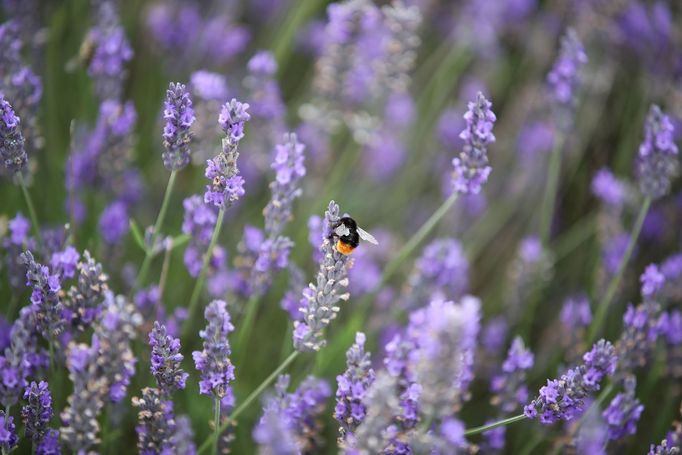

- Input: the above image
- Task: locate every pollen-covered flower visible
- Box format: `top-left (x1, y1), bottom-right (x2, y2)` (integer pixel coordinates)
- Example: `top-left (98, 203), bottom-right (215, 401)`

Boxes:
top-left (0, 94), bottom-right (28, 174)
top-left (192, 300), bottom-right (236, 410)
top-left (636, 105), bottom-right (679, 200)
top-left (204, 99), bottom-right (250, 208)
top-left (149, 321), bottom-right (188, 395)
top-left (162, 82), bottom-right (196, 171)
top-left (451, 92), bottom-right (497, 195)
top-left (293, 201), bottom-right (351, 352)
top-left (524, 339), bottom-right (617, 423)
top-left (602, 375), bottom-right (644, 441)
top-left (335, 332), bottom-right (375, 442)
top-left (21, 381), bottom-right (53, 443)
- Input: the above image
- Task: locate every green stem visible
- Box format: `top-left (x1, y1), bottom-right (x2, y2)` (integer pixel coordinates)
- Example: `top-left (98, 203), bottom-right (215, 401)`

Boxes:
top-left (134, 170), bottom-right (178, 293)
top-left (212, 398), bottom-right (221, 455)
top-left (463, 414), bottom-right (526, 436)
top-left (197, 351), bottom-right (300, 455)
top-left (184, 208), bottom-right (226, 337)
top-left (588, 198), bottom-right (651, 342)
top-left (539, 134), bottom-right (564, 245)
top-left (235, 295), bottom-right (261, 358)
top-left (17, 173), bottom-right (43, 251)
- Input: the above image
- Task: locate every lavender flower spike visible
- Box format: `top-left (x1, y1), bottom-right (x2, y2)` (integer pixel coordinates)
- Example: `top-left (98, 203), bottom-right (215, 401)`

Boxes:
top-left (547, 28), bottom-right (587, 128)
top-left (293, 201), bottom-right (351, 352)
top-left (204, 99), bottom-right (250, 208)
top-left (132, 387), bottom-right (177, 454)
top-left (21, 381), bottom-right (53, 443)
top-left (149, 321), bottom-right (188, 395)
top-left (162, 82), bottom-right (196, 171)
top-left (636, 105), bottom-right (679, 200)
top-left (20, 251), bottom-right (64, 341)
top-left (524, 339), bottom-right (617, 424)
top-left (335, 332), bottom-right (375, 442)
top-left (451, 91), bottom-right (497, 195)
top-left (602, 375), bottom-right (644, 441)
top-left (192, 300), bottom-right (236, 410)
top-left (64, 250), bottom-right (109, 332)
top-left (0, 410), bottom-right (19, 453)
top-left (491, 337), bottom-right (534, 413)
top-left (0, 94), bottom-right (27, 174)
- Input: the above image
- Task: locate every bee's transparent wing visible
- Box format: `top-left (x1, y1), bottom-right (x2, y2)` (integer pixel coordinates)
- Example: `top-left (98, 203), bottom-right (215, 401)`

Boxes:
top-left (357, 227), bottom-right (379, 245)
top-left (335, 225), bottom-right (351, 237)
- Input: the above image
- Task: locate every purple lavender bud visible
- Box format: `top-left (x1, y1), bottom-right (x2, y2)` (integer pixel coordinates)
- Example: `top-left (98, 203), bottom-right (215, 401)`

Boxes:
top-left (491, 337), bottom-right (534, 413)
top-left (524, 339), bottom-right (617, 424)
top-left (616, 302), bottom-right (660, 375)
top-left (407, 297), bottom-right (481, 419)
top-left (60, 343), bottom-right (106, 453)
top-left (171, 415), bottom-right (196, 455)
top-left (181, 195), bottom-right (224, 277)
top-left (592, 168), bottom-right (628, 207)
top-left (481, 316), bottom-right (508, 355)
top-left (190, 71), bottom-right (228, 102)
top-left (98, 200), bottom-right (129, 244)
top-left (547, 28), bottom-right (587, 127)
top-left (602, 375), bottom-right (644, 441)
top-left (451, 92), bottom-right (497, 195)
top-left (293, 201), bottom-right (351, 352)
top-left (21, 381), bottom-right (53, 442)
top-left (641, 263), bottom-right (665, 299)
top-left (87, 1), bottom-right (133, 101)
top-left (162, 82), bottom-right (196, 171)
top-left (245, 50), bottom-right (285, 131)
top-left (253, 394), bottom-right (298, 454)
top-left (132, 387), bottom-right (177, 455)
top-left (560, 294), bottom-right (592, 329)
top-left (134, 285), bottom-right (160, 319)
top-left (49, 245), bottom-right (79, 280)
top-left (0, 309), bottom-right (40, 408)
top-left (204, 99), bottom-right (250, 208)
top-left (0, 94), bottom-right (27, 174)
top-left (0, 410), bottom-right (19, 453)
top-left (64, 251), bottom-right (109, 331)
top-left (94, 292), bottom-right (141, 403)
top-left (192, 300), bottom-right (235, 410)
top-left (636, 105), bottom-right (679, 200)
top-left (20, 251), bottom-right (64, 340)
top-left (36, 428), bottom-right (60, 455)
top-left (280, 264), bottom-right (306, 320)
top-left (335, 332), bottom-right (376, 441)
top-left (575, 406), bottom-right (608, 455)
top-left (307, 214), bottom-right (324, 263)
top-left (402, 238), bottom-right (469, 311)
top-left (149, 321), bottom-right (188, 395)
top-left (659, 310), bottom-right (682, 378)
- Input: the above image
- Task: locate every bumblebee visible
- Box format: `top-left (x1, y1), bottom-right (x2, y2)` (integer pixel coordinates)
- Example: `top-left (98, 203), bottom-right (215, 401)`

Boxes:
top-left (329, 217), bottom-right (378, 255)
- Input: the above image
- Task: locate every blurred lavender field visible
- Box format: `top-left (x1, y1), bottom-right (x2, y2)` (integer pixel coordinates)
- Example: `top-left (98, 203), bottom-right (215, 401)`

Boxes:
top-left (0, 0), bottom-right (681, 453)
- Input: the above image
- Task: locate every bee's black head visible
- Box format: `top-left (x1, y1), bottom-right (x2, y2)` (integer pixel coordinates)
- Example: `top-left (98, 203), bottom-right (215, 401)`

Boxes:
top-left (331, 217), bottom-right (360, 248)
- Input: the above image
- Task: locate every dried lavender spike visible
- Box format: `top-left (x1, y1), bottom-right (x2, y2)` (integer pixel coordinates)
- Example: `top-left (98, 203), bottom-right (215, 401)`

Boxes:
top-left (293, 200), bottom-right (351, 352)
top-left (0, 94), bottom-right (28, 174)
top-left (636, 105), bottom-right (679, 200)
top-left (60, 343), bottom-right (106, 453)
top-left (162, 82), bottom-right (196, 171)
top-left (192, 300), bottom-right (236, 410)
top-left (149, 321), bottom-right (188, 396)
top-left (94, 291), bottom-right (142, 403)
top-left (204, 99), bottom-right (250, 208)
top-left (64, 250), bottom-right (109, 332)
top-left (602, 374), bottom-right (644, 441)
top-left (21, 381), bottom-right (53, 442)
top-left (132, 387), bottom-right (177, 454)
top-left (335, 332), bottom-right (375, 443)
top-left (20, 250), bottom-right (64, 340)
top-left (451, 91), bottom-right (497, 195)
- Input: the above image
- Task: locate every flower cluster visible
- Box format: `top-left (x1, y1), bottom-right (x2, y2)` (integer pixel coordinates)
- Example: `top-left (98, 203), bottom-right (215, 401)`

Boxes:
top-left (181, 195), bottom-right (224, 277)
top-left (602, 375), bottom-right (644, 441)
top-left (615, 301), bottom-right (661, 376)
top-left (524, 339), bottom-right (617, 423)
top-left (0, 94), bottom-right (27, 174)
top-left (162, 82), bottom-right (196, 171)
top-left (20, 251), bottom-right (64, 340)
top-left (547, 28), bottom-right (587, 127)
top-left (21, 381), bottom-right (54, 443)
top-left (204, 99), bottom-right (250, 208)
top-left (132, 387), bottom-right (177, 454)
top-left (636, 105), bottom-right (679, 200)
top-left (0, 410), bottom-right (18, 453)
top-left (451, 91), bottom-right (497, 195)
top-left (149, 321), bottom-right (188, 396)
top-left (293, 201), bottom-right (351, 352)
top-left (64, 250), bottom-right (109, 331)
top-left (192, 300), bottom-right (236, 410)
top-left (335, 332), bottom-right (376, 442)
top-left (490, 337), bottom-right (534, 413)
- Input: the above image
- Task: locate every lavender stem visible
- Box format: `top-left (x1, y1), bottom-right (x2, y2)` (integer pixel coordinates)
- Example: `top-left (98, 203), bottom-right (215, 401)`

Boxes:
top-left (463, 414), bottom-right (526, 436)
top-left (17, 172), bottom-right (42, 251)
top-left (184, 207), bottom-right (226, 337)
top-left (539, 133), bottom-right (565, 244)
top-left (588, 197), bottom-right (651, 342)
top-left (212, 398), bottom-right (220, 455)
